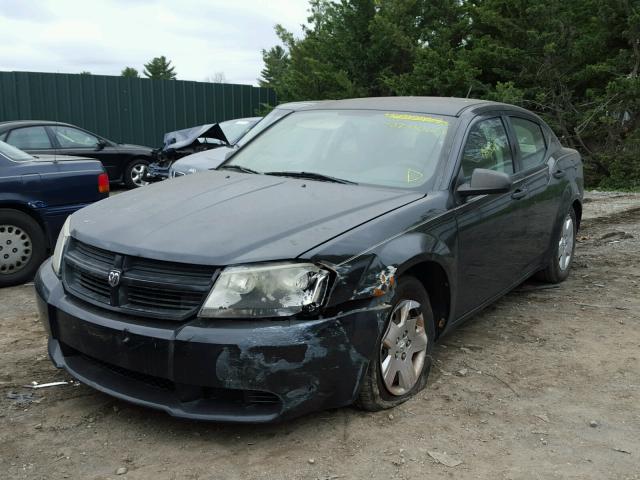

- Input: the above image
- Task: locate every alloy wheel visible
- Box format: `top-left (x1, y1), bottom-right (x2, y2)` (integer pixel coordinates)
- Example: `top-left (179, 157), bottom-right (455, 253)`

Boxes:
top-left (380, 299), bottom-right (429, 396)
top-left (0, 225), bottom-right (32, 274)
top-left (130, 163), bottom-right (149, 187)
top-left (558, 214), bottom-right (574, 271)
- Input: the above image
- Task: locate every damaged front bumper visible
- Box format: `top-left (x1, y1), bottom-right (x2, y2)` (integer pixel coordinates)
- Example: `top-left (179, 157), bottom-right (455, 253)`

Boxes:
top-left (35, 259), bottom-right (386, 422)
top-left (144, 162), bottom-right (171, 183)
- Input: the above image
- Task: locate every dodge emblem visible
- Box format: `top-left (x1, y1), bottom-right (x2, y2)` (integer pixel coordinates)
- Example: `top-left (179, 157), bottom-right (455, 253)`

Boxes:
top-left (108, 269), bottom-right (122, 287)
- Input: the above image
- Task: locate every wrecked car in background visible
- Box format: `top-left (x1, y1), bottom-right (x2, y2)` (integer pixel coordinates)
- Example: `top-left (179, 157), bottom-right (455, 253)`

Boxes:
top-left (146, 117), bottom-right (261, 181)
top-left (0, 140), bottom-right (108, 287)
top-left (35, 97), bottom-right (583, 422)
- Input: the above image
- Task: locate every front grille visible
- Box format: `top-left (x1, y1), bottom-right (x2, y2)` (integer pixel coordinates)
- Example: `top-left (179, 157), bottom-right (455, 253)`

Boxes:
top-left (245, 391), bottom-right (281, 405)
top-left (62, 238), bottom-right (217, 320)
top-left (78, 350), bottom-right (176, 391)
top-left (64, 344), bottom-right (281, 408)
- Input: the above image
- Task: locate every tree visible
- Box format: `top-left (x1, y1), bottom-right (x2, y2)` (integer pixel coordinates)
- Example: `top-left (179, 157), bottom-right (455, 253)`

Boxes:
top-left (463, 0), bottom-right (639, 188)
top-left (260, 0), bottom-right (640, 189)
top-left (79, 71), bottom-right (92, 75)
top-left (143, 56), bottom-right (177, 80)
top-left (121, 67), bottom-right (139, 78)
top-left (204, 72), bottom-right (227, 83)
top-left (259, 45), bottom-right (290, 96)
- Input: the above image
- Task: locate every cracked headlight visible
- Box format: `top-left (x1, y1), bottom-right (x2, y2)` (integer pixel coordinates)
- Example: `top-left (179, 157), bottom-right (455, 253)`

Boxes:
top-left (51, 217), bottom-right (71, 277)
top-left (199, 262), bottom-right (331, 318)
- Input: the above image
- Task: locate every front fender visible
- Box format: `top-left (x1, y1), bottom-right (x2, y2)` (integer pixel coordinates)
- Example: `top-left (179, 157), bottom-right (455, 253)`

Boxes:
top-left (324, 227), bottom-right (455, 309)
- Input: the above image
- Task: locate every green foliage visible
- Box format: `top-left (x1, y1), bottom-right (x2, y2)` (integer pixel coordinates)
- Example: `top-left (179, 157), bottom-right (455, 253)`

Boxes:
top-left (261, 0), bottom-right (640, 189)
top-left (143, 56), bottom-right (177, 80)
top-left (121, 67), bottom-right (139, 78)
top-left (259, 45), bottom-right (290, 96)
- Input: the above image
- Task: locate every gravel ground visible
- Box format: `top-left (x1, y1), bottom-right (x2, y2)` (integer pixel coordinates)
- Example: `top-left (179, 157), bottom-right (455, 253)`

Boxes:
top-left (1, 191), bottom-right (639, 480)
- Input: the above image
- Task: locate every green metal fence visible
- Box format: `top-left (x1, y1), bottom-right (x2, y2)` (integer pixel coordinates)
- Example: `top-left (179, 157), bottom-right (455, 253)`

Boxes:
top-left (0, 71), bottom-right (276, 148)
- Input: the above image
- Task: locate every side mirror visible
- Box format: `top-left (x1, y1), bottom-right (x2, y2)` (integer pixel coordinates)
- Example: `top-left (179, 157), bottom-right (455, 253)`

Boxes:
top-left (95, 139), bottom-right (107, 151)
top-left (457, 168), bottom-right (512, 196)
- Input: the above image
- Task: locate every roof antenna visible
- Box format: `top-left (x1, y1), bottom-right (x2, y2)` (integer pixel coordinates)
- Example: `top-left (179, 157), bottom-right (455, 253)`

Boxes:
top-left (466, 85), bottom-right (473, 99)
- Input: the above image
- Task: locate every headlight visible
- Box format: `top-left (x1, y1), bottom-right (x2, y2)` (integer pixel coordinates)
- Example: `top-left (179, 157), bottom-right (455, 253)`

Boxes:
top-left (51, 217), bottom-right (71, 276)
top-left (199, 262), bottom-right (331, 318)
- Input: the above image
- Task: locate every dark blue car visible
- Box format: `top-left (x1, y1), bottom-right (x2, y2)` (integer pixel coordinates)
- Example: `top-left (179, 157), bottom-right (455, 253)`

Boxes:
top-left (0, 140), bottom-right (108, 287)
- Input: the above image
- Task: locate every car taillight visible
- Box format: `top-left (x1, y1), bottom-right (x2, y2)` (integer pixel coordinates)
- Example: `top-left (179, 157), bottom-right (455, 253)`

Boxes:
top-left (98, 173), bottom-right (110, 193)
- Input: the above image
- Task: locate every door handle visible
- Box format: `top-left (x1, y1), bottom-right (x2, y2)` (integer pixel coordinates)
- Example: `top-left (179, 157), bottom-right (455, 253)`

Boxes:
top-left (511, 188), bottom-right (527, 200)
top-left (553, 169), bottom-right (565, 179)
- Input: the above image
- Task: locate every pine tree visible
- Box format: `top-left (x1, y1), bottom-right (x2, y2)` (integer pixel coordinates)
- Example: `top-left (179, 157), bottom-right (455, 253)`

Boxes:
top-left (121, 67), bottom-right (139, 78)
top-left (143, 56), bottom-right (177, 80)
top-left (259, 45), bottom-right (290, 97)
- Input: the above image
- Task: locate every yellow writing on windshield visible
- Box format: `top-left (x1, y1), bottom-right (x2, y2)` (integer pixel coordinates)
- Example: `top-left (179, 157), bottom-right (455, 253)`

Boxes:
top-left (407, 169), bottom-right (424, 183)
top-left (385, 121), bottom-right (444, 134)
top-left (384, 113), bottom-right (448, 126)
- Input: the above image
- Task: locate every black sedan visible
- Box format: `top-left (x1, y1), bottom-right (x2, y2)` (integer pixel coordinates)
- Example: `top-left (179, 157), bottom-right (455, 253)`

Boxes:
top-left (35, 97), bottom-right (583, 422)
top-left (0, 120), bottom-right (154, 188)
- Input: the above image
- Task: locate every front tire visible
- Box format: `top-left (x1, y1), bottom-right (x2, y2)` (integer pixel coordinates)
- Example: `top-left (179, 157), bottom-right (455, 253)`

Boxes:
top-left (124, 158), bottom-right (150, 189)
top-left (537, 208), bottom-right (577, 284)
top-left (357, 276), bottom-right (435, 411)
top-left (0, 209), bottom-right (46, 287)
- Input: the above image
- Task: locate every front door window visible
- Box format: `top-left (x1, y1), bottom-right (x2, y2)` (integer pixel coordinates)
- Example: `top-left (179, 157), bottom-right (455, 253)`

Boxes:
top-left (52, 126), bottom-right (99, 148)
top-left (461, 118), bottom-right (514, 180)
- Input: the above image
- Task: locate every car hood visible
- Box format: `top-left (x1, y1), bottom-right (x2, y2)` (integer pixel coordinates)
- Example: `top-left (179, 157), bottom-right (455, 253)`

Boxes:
top-left (70, 171), bottom-right (424, 266)
top-left (170, 147), bottom-right (232, 173)
top-left (161, 124), bottom-right (228, 152)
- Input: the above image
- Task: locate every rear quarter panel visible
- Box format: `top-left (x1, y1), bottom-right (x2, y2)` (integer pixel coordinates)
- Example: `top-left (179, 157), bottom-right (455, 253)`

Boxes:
top-left (0, 156), bottom-right (108, 246)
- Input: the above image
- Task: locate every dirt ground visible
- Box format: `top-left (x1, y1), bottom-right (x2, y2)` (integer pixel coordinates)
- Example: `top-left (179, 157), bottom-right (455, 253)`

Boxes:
top-left (1, 191), bottom-right (639, 480)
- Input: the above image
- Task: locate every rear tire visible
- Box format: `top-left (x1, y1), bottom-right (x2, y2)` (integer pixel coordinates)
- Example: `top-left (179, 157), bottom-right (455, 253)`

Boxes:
top-left (0, 209), bottom-right (46, 287)
top-left (357, 276), bottom-right (435, 411)
top-left (124, 158), bottom-right (150, 189)
top-left (537, 208), bottom-right (577, 284)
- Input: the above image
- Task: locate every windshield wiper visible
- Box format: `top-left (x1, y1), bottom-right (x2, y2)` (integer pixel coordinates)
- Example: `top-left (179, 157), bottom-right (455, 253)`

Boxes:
top-left (218, 164), bottom-right (259, 174)
top-left (264, 171), bottom-right (357, 185)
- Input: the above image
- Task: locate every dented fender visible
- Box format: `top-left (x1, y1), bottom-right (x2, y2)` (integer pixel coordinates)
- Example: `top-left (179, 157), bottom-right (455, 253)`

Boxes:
top-left (306, 193), bottom-right (457, 318)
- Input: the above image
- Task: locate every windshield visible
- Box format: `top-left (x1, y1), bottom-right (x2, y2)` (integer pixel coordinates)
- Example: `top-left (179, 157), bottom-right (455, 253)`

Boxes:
top-left (236, 108), bottom-right (290, 147)
top-left (226, 110), bottom-right (451, 189)
top-left (219, 118), bottom-right (259, 145)
top-left (0, 140), bottom-right (34, 162)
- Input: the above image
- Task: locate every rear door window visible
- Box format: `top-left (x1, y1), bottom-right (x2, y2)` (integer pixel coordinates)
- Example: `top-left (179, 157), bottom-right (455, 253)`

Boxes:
top-left (461, 118), bottom-right (514, 180)
top-left (510, 117), bottom-right (547, 170)
top-left (6, 126), bottom-right (52, 149)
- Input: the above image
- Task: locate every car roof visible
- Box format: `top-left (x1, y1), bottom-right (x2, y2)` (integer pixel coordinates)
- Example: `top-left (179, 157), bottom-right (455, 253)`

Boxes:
top-left (279, 97), bottom-right (523, 117)
top-left (220, 116), bottom-right (262, 123)
top-left (0, 120), bottom-right (74, 129)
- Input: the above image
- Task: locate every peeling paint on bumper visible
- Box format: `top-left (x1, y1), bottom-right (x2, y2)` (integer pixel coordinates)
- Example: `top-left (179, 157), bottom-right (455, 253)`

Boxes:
top-left (35, 259), bottom-right (389, 422)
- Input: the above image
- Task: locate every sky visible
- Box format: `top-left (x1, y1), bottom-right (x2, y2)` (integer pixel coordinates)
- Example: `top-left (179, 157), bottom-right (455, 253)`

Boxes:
top-left (0, 0), bottom-right (309, 85)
